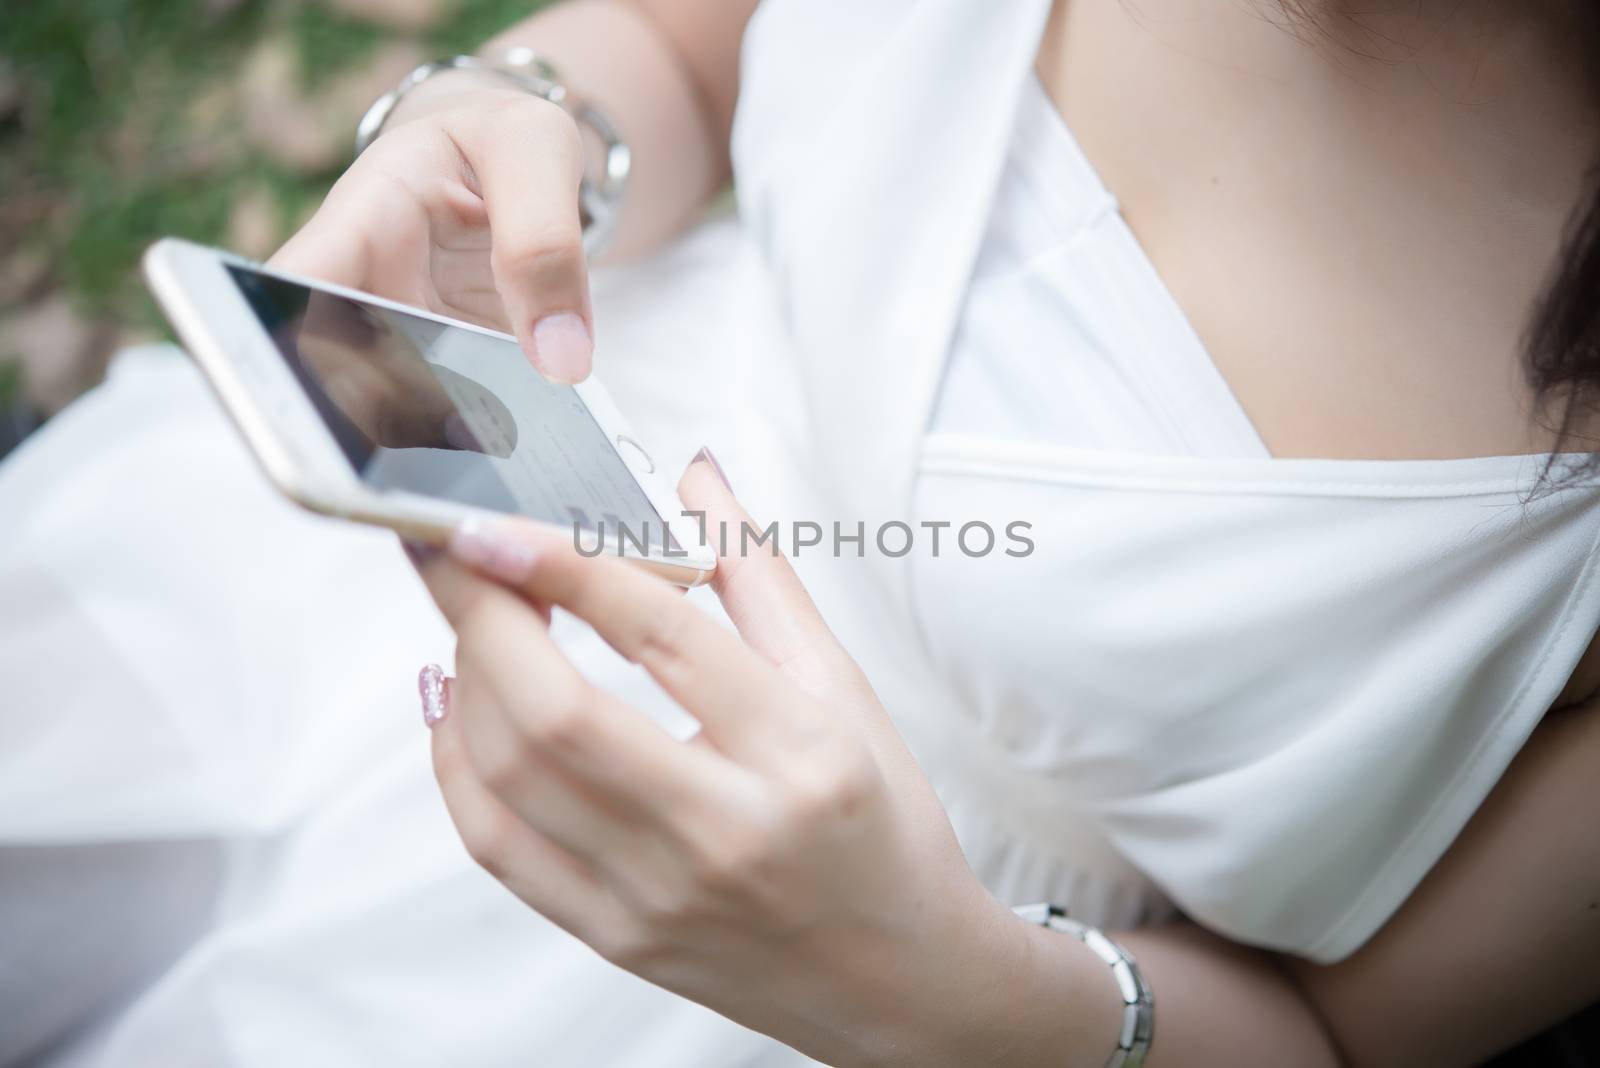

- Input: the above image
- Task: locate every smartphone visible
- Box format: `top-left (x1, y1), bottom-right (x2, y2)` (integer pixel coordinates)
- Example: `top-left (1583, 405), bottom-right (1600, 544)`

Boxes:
top-left (142, 238), bottom-right (715, 587)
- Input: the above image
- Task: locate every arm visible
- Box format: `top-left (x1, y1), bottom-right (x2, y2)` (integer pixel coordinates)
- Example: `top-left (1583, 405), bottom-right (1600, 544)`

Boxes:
top-left (412, 475), bottom-right (1600, 1067)
top-left (1284, 699), bottom-right (1600, 1066)
top-left (385, 0), bottom-right (753, 261)
top-left (271, 0), bottom-right (758, 381)
top-left (1005, 695), bottom-right (1600, 1067)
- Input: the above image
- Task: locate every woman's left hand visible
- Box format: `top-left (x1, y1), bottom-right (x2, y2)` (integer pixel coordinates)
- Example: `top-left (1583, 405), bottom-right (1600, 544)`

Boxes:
top-left (411, 455), bottom-right (1052, 1067)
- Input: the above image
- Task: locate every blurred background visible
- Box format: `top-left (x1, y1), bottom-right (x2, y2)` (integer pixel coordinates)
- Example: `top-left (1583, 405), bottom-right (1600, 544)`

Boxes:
top-left (0, 0), bottom-right (551, 454)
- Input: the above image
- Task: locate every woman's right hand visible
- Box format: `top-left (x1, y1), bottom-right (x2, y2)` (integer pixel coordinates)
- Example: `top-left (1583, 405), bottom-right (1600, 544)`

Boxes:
top-left (269, 78), bottom-right (596, 383)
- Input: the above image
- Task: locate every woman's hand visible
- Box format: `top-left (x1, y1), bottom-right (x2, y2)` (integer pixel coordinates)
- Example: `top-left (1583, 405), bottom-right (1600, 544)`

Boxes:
top-left (410, 457), bottom-right (1081, 1067)
top-left (270, 74), bottom-right (596, 383)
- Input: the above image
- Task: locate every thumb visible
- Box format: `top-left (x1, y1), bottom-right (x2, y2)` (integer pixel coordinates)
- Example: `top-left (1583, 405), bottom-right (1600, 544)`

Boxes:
top-left (678, 447), bottom-right (849, 688)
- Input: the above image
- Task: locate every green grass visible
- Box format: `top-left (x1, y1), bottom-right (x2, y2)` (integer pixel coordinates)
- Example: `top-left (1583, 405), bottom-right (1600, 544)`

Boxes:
top-left (287, 4), bottom-right (387, 91)
top-left (426, 0), bottom-right (542, 53)
top-left (0, 360), bottom-right (19, 414)
top-left (0, 0), bottom-right (550, 408)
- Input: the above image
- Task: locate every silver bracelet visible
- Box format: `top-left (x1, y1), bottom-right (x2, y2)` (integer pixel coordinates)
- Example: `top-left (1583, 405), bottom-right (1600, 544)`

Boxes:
top-left (353, 47), bottom-right (631, 257)
top-left (1014, 904), bottom-right (1154, 1068)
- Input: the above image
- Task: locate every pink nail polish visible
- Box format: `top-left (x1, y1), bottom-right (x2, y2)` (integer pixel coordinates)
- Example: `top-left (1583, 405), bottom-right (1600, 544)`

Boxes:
top-left (449, 516), bottom-right (538, 583)
top-left (529, 312), bottom-right (592, 383)
top-left (418, 663), bottom-right (448, 728)
top-left (692, 446), bottom-right (733, 493)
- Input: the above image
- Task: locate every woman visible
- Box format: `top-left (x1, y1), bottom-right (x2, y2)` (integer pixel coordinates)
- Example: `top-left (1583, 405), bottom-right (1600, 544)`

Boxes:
top-left (10, 0), bottom-right (1600, 1064)
top-left (262, 0), bottom-right (1600, 1063)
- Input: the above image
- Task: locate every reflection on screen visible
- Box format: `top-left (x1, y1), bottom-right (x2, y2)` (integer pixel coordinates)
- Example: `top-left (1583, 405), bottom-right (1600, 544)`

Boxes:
top-left (229, 266), bottom-right (664, 546)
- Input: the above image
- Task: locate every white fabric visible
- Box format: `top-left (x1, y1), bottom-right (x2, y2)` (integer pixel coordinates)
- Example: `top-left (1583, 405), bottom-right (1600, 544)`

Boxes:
top-left (930, 75), bottom-right (1269, 458)
top-left (908, 439), bottom-right (1600, 959)
top-left (734, 0), bottom-right (1600, 963)
top-left (0, 220), bottom-right (822, 1067)
top-left (914, 63), bottom-right (1600, 959)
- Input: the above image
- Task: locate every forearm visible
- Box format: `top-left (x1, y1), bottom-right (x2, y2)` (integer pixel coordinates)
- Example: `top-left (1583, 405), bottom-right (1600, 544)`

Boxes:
top-left (388, 0), bottom-right (743, 261)
top-left (959, 701), bottom-right (1600, 1068)
top-left (1115, 923), bottom-right (1342, 1068)
top-left (899, 911), bottom-right (1341, 1068)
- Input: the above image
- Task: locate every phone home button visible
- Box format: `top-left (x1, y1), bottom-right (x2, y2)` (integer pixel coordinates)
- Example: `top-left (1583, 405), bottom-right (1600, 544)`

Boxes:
top-left (615, 434), bottom-right (655, 474)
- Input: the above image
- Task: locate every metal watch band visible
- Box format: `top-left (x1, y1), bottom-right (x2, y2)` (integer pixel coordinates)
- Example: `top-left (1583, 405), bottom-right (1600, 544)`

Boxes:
top-left (1014, 903), bottom-right (1155, 1068)
top-left (353, 48), bottom-right (631, 258)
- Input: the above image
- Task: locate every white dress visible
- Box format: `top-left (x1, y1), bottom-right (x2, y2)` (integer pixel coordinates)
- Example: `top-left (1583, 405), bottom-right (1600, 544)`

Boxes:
top-left (3, 0), bottom-right (1599, 1064)
top-left (734, 0), bottom-right (1600, 962)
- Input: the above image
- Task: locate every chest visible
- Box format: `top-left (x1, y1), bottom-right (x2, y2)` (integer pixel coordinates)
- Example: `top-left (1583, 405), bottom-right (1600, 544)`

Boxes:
top-left (1038, 0), bottom-right (1597, 462)
top-left (730, 0), bottom-right (1600, 955)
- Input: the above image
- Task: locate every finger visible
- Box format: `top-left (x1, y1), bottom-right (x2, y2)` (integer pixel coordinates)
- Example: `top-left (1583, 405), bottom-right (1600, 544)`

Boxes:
top-left (450, 643), bottom-right (689, 877)
top-left (267, 135), bottom-right (440, 302)
top-left (434, 515), bottom-right (801, 766)
top-left (676, 451), bottom-right (855, 691)
top-left (430, 680), bottom-right (626, 941)
top-left (418, 556), bottom-right (742, 807)
top-left (268, 194), bottom-right (375, 290)
top-left (678, 453), bottom-right (916, 766)
top-left (449, 92), bottom-right (595, 383)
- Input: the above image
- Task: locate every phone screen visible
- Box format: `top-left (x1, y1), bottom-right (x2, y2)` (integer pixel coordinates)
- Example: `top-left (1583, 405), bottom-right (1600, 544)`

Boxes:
top-left (227, 265), bottom-right (667, 547)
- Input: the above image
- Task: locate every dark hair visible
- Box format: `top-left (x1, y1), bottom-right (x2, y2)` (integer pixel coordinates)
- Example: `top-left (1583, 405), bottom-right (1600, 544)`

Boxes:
top-left (1528, 165), bottom-right (1600, 462)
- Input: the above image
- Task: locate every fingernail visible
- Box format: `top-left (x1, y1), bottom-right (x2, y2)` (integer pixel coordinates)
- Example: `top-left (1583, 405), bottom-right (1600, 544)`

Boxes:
top-left (529, 312), bottom-right (592, 383)
top-left (449, 516), bottom-right (538, 583)
top-left (692, 446), bottom-right (733, 493)
top-left (418, 663), bottom-right (449, 728)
